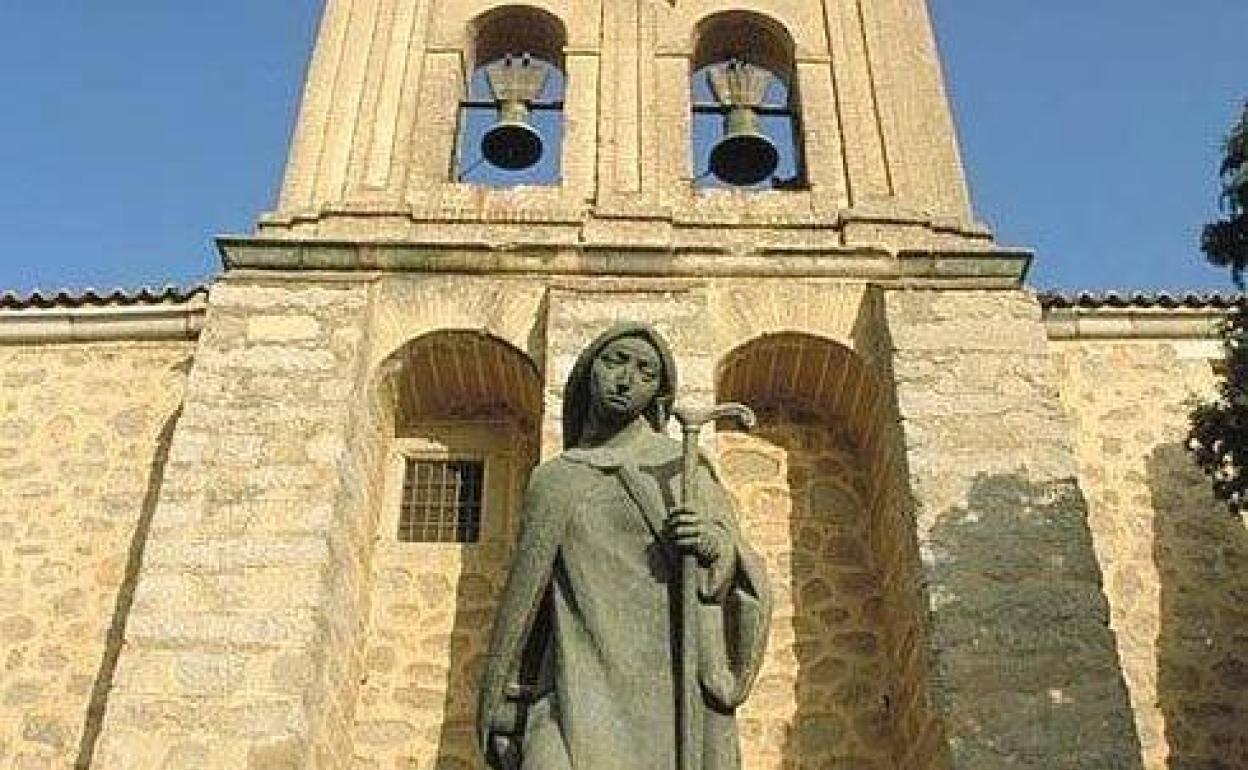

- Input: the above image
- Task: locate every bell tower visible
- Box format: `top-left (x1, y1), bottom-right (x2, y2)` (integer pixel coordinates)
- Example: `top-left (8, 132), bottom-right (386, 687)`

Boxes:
top-left (257, 0), bottom-right (993, 251)
top-left (91, 2), bottom-right (1147, 770)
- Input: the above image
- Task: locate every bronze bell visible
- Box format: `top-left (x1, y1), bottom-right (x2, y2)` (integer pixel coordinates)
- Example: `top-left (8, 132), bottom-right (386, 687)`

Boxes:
top-left (482, 55), bottom-right (549, 170)
top-left (707, 61), bottom-right (780, 186)
top-left (709, 106), bottom-right (780, 186)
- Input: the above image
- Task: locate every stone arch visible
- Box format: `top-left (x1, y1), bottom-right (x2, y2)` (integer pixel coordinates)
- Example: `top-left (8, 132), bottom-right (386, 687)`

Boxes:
top-left (659, 3), bottom-right (822, 59)
top-left (691, 10), bottom-right (796, 84)
top-left (367, 280), bottom-right (545, 377)
top-left (380, 329), bottom-right (542, 431)
top-left (430, 0), bottom-right (572, 51)
top-left (466, 4), bottom-right (567, 72)
top-left (716, 333), bottom-right (945, 770)
top-left (704, 283), bottom-right (879, 369)
top-left (351, 329), bottom-right (543, 770)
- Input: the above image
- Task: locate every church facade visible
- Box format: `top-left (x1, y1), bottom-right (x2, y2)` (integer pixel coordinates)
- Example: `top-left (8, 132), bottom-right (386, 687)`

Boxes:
top-left (0, 1), bottom-right (1244, 769)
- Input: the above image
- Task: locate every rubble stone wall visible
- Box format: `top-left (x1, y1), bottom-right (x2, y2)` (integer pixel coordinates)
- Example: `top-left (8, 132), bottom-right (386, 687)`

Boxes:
top-left (721, 423), bottom-right (899, 770)
top-left (1051, 337), bottom-right (1248, 770)
top-left (5, 281), bottom-right (1241, 770)
top-left (0, 340), bottom-right (194, 769)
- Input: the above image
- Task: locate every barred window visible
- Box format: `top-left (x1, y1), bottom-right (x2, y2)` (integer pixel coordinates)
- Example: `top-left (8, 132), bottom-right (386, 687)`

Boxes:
top-left (398, 459), bottom-right (485, 543)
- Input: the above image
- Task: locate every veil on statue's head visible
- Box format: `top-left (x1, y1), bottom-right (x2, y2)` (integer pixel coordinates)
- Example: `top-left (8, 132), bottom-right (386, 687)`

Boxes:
top-left (562, 323), bottom-right (678, 449)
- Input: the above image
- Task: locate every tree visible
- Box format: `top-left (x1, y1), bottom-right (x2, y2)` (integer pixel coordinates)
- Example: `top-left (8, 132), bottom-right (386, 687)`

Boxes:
top-left (1200, 103), bottom-right (1248, 284)
top-left (1188, 103), bottom-right (1248, 513)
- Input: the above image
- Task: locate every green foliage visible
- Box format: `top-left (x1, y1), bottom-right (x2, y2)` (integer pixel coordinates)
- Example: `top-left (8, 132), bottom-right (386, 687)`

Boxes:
top-left (1189, 302), bottom-right (1248, 513)
top-left (1190, 103), bottom-right (1248, 513)
top-left (1201, 103), bottom-right (1248, 286)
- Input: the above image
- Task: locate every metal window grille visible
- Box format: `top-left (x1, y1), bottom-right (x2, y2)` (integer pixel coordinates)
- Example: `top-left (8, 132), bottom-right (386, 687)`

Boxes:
top-left (398, 459), bottom-right (485, 543)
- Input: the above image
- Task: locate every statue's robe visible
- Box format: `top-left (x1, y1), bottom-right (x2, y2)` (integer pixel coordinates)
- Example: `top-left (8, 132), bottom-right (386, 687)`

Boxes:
top-left (479, 431), bottom-right (771, 770)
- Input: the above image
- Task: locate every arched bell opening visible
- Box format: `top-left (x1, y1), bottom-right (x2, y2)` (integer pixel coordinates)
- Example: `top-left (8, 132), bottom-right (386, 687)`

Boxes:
top-left (456, 6), bottom-right (568, 186)
top-left (691, 12), bottom-right (806, 190)
top-left (351, 330), bottom-right (543, 770)
top-left (716, 333), bottom-right (944, 770)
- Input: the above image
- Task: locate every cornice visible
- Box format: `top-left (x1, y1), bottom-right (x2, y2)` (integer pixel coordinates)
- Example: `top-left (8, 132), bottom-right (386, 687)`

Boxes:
top-left (0, 288), bottom-right (207, 344)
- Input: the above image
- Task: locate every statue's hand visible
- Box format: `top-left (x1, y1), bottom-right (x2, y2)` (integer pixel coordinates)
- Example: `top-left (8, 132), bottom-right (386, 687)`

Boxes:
top-left (488, 734), bottom-right (522, 770)
top-left (666, 507), bottom-right (732, 566)
top-left (480, 699), bottom-right (523, 770)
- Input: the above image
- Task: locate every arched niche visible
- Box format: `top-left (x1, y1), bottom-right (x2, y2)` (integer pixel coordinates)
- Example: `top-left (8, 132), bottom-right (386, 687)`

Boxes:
top-left (468, 5), bottom-right (566, 71)
top-left (692, 10), bottom-right (796, 84)
top-left (388, 329), bottom-right (542, 434)
top-left (690, 10), bottom-right (806, 189)
top-left (457, 5), bottom-right (569, 186)
top-left (351, 330), bottom-right (544, 770)
top-left (430, 0), bottom-right (572, 51)
top-left (716, 333), bottom-right (946, 770)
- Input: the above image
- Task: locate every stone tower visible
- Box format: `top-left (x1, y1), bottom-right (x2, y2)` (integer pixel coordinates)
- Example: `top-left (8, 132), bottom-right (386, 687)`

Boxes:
top-left (256, 0), bottom-right (989, 251)
top-left (87, 1), bottom-right (1147, 769)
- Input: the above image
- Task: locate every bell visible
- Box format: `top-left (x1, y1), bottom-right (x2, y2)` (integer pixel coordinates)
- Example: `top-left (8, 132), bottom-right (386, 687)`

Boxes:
top-left (709, 106), bottom-right (779, 186)
top-left (481, 55), bottom-right (549, 171)
top-left (482, 102), bottom-right (544, 170)
top-left (707, 60), bottom-right (780, 186)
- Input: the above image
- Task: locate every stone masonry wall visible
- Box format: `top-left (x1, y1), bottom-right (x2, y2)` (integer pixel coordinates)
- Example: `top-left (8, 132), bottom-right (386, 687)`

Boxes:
top-left (720, 421), bottom-right (897, 770)
top-left (0, 340), bottom-right (194, 769)
top-left (1051, 338), bottom-right (1248, 770)
top-left (91, 280), bottom-right (379, 770)
top-left (350, 423), bottom-right (535, 770)
top-left (17, 278), bottom-right (1237, 770)
top-left (885, 289), bottom-right (1144, 770)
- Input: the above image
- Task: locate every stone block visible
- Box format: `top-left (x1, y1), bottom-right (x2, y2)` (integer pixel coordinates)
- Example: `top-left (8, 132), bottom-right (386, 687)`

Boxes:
top-left (246, 315), bottom-right (323, 343)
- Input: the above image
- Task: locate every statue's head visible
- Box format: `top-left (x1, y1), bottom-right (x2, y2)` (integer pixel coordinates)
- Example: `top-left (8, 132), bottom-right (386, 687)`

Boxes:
top-left (563, 323), bottom-right (677, 448)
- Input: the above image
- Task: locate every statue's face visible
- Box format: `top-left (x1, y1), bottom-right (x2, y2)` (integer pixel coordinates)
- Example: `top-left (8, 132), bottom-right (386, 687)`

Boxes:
top-left (589, 335), bottom-right (662, 423)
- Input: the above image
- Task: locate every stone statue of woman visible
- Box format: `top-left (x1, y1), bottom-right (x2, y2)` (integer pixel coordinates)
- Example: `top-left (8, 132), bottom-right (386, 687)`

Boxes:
top-left (478, 323), bottom-right (772, 770)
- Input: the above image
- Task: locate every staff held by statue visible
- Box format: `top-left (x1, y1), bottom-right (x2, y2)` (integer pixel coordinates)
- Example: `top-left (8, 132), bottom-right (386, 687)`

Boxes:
top-left (673, 404), bottom-right (758, 770)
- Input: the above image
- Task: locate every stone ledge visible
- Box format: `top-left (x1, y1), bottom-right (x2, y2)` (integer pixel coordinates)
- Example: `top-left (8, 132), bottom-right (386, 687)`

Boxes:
top-left (257, 199), bottom-right (993, 230)
top-left (217, 237), bottom-right (1033, 286)
top-left (0, 302), bottom-right (207, 344)
top-left (1042, 305), bottom-right (1226, 341)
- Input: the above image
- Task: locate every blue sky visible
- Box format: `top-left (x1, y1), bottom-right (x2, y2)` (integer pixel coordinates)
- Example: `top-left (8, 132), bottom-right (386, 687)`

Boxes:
top-left (0, 1), bottom-right (1244, 293)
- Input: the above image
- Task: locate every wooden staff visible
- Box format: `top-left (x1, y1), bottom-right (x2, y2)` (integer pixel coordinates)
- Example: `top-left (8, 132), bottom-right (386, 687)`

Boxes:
top-left (672, 404), bottom-right (757, 770)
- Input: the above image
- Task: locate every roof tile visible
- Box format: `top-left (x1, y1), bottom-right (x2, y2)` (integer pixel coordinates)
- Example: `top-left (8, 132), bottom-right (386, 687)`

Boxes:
top-left (0, 285), bottom-right (208, 310)
top-left (1037, 291), bottom-right (1243, 310)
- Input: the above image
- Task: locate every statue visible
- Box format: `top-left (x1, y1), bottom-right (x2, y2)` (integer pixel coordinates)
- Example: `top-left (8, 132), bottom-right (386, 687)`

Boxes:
top-left (478, 323), bottom-right (773, 770)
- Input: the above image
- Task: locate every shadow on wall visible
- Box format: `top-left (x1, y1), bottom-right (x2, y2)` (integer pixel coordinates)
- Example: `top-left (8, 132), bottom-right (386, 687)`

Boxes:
top-left (74, 408), bottom-right (181, 770)
top-left (721, 412), bottom-right (898, 770)
top-left (1148, 444), bottom-right (1248, 770)
top-left (431, 546), bottom-right (505, 770)
top-left (925, 472), bottom-right (1142, 770)
top-left (778, 419), bottom-right (898, 768)
top-left (774, 417), bottom-right (898, 770)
